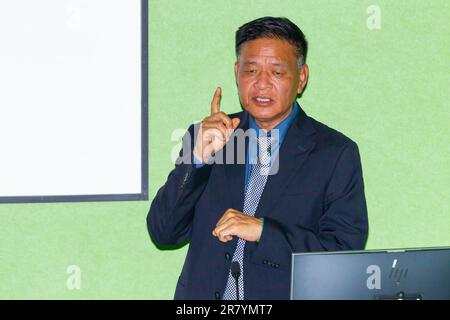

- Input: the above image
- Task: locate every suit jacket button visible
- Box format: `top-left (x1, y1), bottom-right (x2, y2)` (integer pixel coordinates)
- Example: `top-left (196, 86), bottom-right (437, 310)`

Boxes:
top-left (225, 252), bottom-right (231, 260)
top-left (263, 259), bottom-right (268, 265)
top-left (214, 291), bottom-right (221, 300)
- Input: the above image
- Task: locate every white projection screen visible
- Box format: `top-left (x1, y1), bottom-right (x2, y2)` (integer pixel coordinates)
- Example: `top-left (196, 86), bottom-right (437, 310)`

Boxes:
top-left (0, 0), bottom-right (148, 203)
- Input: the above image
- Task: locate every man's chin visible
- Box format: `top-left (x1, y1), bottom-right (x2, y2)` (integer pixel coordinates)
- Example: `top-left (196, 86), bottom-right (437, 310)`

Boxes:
top-left (245, 106), bottom-right (293, 130)
top-left (248, 113), bottom-right (279, 129)
top-left (246, 106), bottom-right (276, 119)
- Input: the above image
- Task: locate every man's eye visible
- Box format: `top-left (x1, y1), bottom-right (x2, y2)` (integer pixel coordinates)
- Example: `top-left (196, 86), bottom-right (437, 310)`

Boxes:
top-left (273, 71), bottom-right (283, 76)
top-left (245, 69), bottom-right (257, 73)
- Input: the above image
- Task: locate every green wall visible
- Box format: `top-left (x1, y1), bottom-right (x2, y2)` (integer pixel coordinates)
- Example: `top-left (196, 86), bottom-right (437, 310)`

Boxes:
top-left (0, 0), bottom-right (448, 299)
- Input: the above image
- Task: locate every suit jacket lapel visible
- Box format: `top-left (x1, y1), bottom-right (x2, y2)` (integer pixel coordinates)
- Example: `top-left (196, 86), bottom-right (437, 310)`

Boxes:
top-left (255, 107), bottom-right (317, 219)
top-left (223, 111), bottom-right (249, 212)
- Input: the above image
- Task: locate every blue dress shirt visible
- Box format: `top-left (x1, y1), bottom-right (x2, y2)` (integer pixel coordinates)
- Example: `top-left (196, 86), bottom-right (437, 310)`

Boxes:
top-left (244, 101), bottom-right (299, 189)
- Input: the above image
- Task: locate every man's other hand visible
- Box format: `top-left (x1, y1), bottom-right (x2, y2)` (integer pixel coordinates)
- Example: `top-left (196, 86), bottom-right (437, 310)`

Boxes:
top-left (212, 208), bottom-right (262, 243)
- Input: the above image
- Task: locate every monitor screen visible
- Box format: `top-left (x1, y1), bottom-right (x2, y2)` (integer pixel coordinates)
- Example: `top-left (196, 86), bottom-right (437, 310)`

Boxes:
top-left (291, 247), bottom-right (450, 300)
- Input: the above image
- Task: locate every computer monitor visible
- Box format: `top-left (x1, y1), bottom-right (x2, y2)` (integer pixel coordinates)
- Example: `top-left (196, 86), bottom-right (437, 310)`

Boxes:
top-left (291, 246), bottom-right (450, 300)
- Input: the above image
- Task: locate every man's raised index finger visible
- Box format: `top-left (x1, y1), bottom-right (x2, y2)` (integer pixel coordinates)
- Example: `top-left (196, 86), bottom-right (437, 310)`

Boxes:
top-left (211, 87), bottom-right (221, 115)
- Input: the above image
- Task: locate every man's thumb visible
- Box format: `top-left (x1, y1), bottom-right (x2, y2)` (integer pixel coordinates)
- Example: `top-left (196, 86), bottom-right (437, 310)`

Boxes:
top-left (231, 118), bottom-right (240, 129)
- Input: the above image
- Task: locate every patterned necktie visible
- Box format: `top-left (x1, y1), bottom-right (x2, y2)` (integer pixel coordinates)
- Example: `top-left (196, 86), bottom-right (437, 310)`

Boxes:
top-left (222, 134), bottom-right (272, 300)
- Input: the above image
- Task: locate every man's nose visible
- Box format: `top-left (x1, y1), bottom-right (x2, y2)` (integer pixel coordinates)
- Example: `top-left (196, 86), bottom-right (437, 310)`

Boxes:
top-left (254, 72), bottom-right (272, 90)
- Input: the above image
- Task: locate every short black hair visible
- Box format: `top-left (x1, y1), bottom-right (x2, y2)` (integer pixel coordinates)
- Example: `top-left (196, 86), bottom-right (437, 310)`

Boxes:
top-left (235, 16), bottom-right (308, 65)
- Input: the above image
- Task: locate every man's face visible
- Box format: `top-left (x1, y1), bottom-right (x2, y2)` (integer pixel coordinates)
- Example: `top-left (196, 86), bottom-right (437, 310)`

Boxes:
top-left (235, 38), bottom-right (308, 130)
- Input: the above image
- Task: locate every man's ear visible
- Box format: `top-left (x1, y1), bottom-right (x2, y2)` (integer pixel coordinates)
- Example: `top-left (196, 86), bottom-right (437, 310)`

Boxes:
top-left (234, 62), bottom-right (239, 80)
top-left (297, 63), bottom-right (309, 94)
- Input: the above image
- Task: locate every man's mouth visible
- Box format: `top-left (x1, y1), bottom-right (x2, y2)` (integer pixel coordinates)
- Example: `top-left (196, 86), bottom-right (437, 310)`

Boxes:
top-left (252, 96), bottom-right (274, 106)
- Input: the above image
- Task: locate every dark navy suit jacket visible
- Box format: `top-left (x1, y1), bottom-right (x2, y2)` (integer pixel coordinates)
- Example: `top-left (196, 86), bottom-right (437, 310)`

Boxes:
top-left (147, 106), bottom-right (369, 300)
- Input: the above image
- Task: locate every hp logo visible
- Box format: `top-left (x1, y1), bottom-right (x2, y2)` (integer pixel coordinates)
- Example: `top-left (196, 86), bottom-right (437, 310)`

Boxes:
top-left (367, 259), bottom-right (409, 290)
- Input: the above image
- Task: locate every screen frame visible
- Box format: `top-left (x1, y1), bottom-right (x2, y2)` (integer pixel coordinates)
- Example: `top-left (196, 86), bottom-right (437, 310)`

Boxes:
top-left (0, 0), bottom-right (149, 204)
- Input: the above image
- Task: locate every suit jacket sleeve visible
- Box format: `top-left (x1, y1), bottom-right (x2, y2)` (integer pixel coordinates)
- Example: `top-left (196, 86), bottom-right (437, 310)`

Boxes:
top-left (146, 123), bottom-right (212, 245)
top-left (254, 141), bottom-right (369, 268)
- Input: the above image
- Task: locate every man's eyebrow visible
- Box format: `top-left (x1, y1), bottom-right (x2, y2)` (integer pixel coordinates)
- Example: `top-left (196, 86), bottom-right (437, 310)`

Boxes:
top-left (241, 61), bottom-right (287, 67)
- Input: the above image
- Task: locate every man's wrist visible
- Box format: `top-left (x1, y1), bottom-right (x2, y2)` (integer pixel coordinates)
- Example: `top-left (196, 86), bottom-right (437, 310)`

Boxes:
top-left (192, 148), bottom-right (206, 168)
top-left (193, 154), bottom-right (204, 168)
top-left (257, 217), bottom-right (264, 243)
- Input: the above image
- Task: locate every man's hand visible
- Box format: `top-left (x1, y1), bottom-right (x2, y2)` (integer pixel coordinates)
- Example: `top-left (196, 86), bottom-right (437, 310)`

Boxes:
top-left (193, 87), bottom-right (240, 164)
top-left (212, 208), bottom-right (263, 243)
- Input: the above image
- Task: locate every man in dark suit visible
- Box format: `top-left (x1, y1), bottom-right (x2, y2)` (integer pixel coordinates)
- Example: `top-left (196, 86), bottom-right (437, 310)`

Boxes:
top-left (147, 17), bottom-right (368, 300)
